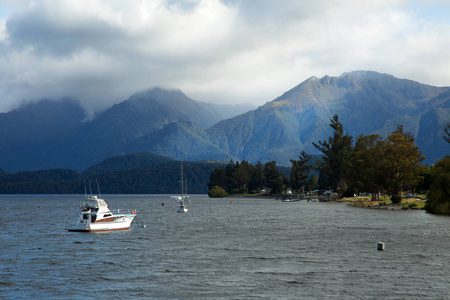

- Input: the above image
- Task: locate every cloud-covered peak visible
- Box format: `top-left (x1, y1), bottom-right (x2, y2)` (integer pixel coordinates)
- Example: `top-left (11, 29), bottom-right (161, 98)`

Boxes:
top-left (0, 0), bottom-right (449, 115)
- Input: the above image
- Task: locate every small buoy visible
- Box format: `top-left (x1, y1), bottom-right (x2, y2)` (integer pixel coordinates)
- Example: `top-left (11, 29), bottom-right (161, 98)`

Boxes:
top-left (142, 224), bottom-right (147, 228)
top-left (230, 201), bottom-right (233, 203)
top-left (377, 242), bottom-right (385, 251)
top-left (162, 203), bottom-right (164, 206)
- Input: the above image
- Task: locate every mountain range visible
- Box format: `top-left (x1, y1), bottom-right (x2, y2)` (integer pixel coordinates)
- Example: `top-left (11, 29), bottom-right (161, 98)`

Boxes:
top-left (1, 70), bottom-right (449, 173)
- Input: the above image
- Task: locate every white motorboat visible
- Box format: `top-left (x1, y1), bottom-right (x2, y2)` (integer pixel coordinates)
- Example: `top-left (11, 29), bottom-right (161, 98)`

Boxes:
top-left (67, 195), bottom-right (136, 232)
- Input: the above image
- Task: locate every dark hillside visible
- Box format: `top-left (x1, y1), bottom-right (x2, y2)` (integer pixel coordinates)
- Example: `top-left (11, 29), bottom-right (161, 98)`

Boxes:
top-left (0, 153), bottom-right (227, 194)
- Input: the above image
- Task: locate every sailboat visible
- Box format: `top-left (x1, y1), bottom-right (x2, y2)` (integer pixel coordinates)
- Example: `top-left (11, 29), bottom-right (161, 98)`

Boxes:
top-left (172, 162), bottom-right (189, 213)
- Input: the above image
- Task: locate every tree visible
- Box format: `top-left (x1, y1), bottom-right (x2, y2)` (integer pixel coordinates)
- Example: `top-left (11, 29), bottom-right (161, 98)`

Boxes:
top-left (350, 134), bottom-right (384, 201)
top-left (443, 123), bottom-right (450, 144)
top-left (281, 172), bottom-right (290, 189)
top-left (425, 156), bottom-right (450, 215)
top-left (207, 168), bottom-right (228, 191)
top-left (234, 160), bottom-right (252, 193)
top-left (313, 115), bottom-right (353, 195)
top-left (381, 125), bottom-right (425, 203)
top-left (225, 160), bottom-right (238, 192)
top-left (264, 161), bottom-right (284, 194)
top-left (306, 175), bottom-right (319, 192)
top-left (416, 164), bottom-right (434, 193)
top-left (249, 161), bottom-right (265, 194)
top-left (290, 151), bottom-right (312, 192)
top-left (317, 169), bottom-right (328, 190)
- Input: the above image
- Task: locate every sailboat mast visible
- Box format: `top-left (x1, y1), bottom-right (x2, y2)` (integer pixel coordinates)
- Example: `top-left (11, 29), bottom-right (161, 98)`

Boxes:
top-left (181, 162), bottom-right (184, 199)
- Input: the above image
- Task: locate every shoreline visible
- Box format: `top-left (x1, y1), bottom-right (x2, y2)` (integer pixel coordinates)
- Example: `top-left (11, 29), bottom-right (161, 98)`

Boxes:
top-left (228, 194), bottom-right (427, 211)
top-left (340, 197), bottom-right (426, 211)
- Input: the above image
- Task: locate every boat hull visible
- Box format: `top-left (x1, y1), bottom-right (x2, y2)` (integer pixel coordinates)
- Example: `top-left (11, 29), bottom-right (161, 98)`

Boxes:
top-left (68, 215), bottom-right (135, 232)
top-left (176, 205), bottom-right (188, 213)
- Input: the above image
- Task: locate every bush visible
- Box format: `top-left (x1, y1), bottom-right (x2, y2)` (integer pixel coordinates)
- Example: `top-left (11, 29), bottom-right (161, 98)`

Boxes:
top-left (391, 194), bottom-right (402, 204)
top-left (208, 185), bottom-right (228, 198)
top-left (425, 156), bottom-right (450, 215)
top-left (408, 202), bottom-right (418, 209)
top-left (342, 188), bottom-right (357, 198)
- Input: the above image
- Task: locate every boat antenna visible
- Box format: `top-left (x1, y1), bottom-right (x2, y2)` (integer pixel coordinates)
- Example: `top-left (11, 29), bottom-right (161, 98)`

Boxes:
top-left (96, 179), bottom-right (102, 198)
top-left (89, 180), bottom-right (93, 196)
top-left (84, 180), bottom-right (87, 197)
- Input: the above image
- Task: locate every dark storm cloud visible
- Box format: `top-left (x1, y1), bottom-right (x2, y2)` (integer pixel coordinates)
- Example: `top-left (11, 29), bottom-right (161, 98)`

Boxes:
top-left (6, 5), bottom-right (127, 57)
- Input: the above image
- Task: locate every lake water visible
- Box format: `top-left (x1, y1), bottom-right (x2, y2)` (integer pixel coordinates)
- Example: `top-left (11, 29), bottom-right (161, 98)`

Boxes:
top-left (1, 194), bottom-right (449, 299)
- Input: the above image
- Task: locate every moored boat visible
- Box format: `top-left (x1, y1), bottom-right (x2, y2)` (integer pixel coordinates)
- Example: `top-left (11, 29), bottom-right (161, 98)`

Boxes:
top-left (172, 162), bottom-right (189, 213)
top-left (176, 197), bottom-right (189, 213)
top-left (67, 195), bottom-right (136, 232)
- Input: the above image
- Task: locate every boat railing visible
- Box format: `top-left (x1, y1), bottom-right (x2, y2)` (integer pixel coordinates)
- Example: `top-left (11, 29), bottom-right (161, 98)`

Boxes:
top-left (109, 209), bottom-right (136, 215)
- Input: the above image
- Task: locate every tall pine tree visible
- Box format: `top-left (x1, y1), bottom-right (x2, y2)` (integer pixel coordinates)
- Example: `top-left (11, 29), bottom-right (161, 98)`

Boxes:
top-left (313, 115), bottom-right (353, 195)
top-left (290, 151), bottom-right (312, 192)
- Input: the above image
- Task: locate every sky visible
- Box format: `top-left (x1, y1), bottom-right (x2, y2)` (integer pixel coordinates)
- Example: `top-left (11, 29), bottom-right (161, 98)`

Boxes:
top-left (0, 0), bottom-right (450, 115)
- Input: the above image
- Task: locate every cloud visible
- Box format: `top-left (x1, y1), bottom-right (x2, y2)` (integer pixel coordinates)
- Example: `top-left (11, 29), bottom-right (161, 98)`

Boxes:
top-left (0, 0), bottom-right (449, 114)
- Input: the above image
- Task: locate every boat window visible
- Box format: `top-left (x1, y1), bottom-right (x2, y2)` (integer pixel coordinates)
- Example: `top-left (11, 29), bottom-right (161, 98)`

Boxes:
top-left (80, 197), bottom-right (108, 209)
top-left (81, 199), bottom-right (99, 208)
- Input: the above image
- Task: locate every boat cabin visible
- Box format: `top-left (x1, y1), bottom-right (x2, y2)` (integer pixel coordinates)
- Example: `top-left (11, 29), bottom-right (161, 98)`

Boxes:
top-left (81, 196), bottom-right (108, 212)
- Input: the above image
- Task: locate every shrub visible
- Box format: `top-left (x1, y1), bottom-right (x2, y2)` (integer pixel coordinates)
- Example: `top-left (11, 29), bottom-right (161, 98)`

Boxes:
top-left (208, 185), bottom-right (228, 198)
top-left (391, 194), bottom-right (402, 204)
top-left (408, 202), bottom-right (418, 209)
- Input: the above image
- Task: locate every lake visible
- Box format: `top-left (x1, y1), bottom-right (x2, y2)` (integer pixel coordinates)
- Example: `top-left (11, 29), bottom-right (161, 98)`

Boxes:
top-left (1, 194), bottom-right (449, 299)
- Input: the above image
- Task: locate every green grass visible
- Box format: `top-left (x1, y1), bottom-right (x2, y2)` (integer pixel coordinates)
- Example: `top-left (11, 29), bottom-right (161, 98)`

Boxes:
top-left (345, 194), bottom-right (427, 210)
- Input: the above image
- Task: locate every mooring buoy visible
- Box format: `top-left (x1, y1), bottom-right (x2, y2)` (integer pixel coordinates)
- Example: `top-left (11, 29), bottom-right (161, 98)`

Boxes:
top-left (377, 242), bottom-right (385, 250)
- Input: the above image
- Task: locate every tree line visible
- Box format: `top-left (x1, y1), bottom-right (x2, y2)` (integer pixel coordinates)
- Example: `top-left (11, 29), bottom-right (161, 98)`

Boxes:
top-left (0, 161), bottom-right (225, 194)
top-left (207, 160), bottom-right (302, 197)
top-left (207, 115), bottom-right (450, 215)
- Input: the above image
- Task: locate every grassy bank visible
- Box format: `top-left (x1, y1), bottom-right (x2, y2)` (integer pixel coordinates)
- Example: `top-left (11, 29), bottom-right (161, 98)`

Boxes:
top-left (342, 195), bottom-right (427, 210)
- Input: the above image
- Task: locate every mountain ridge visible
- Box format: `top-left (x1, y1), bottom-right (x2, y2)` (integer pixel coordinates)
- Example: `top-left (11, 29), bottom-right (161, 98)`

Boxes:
top-left (0, 70), bottom-right (449, 172)
top-left (0, 89), bottom-right (252, 171)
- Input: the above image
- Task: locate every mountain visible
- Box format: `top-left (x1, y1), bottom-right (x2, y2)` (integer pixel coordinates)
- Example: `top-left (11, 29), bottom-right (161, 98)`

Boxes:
top-left (25, 88), bottom-right (226, 171)
top-left (0, 88), bottom-right (251, 172)
top-left (0, 71), bottom-right (449, 172)
top-left (110, 120), bottom-right (237, 162)
top-left (204, 71), bottom-right (450, 164)
top-left (117, 71), bottom-right (450, 165)
top-left (0, 99), bottom-right (86, 171)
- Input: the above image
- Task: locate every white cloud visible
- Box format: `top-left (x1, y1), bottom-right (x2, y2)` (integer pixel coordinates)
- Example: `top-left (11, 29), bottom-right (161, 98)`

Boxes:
top-left (0, 0), bottom-right (449, 114)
